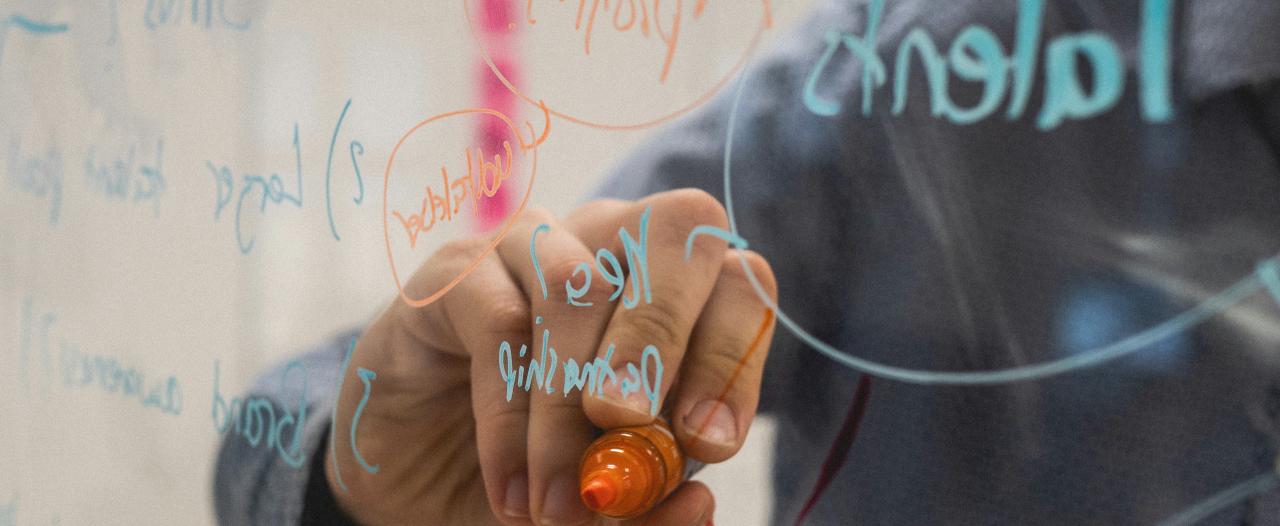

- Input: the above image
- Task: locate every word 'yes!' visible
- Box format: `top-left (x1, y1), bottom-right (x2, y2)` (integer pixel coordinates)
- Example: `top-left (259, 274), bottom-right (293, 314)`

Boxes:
top-left (501, 205), bottom-right (662, 415)
top-left (529, 204), bottom-right (653, 308)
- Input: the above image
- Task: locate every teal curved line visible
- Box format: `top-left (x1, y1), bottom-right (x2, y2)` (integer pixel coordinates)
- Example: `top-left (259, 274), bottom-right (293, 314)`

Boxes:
top-left (1258, 259), bottom-right (1280, 305)
top-left (1156, 472), bottom-right (1278, 526)
top-left (328, 338), bottom-right (356, 492)
top-left (325, 98), bottom-right (355, 241)
top-left (718, 57), bottom-right (1276, 386)
top-left (351, 368), bottom-right (380, 474)
top-left (684, 225), bottom-right (748, 261)
top-left (530, 223), bottom-right (551, 299)
top-left (9, 14), bottom-right (69, 34)
top-left (0, 14), bottom-right (69, 72)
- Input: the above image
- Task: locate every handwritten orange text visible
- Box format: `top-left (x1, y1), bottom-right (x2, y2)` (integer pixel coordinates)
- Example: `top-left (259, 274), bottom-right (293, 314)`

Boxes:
top-left (391, 142), bottom-right (513, 248)
top-left (524, 0), bottom-right (695, 83)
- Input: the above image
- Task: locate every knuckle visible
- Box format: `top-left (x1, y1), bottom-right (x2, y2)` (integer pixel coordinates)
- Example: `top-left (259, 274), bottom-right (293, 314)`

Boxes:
top-left (474, 394), bottom-right (528, 427)
top-left (541, 259), bottom-right (616, 309)
top-left (572, 198), bottom-right (629, 218)
top-left (696, 341), bottom-right (759, 389)
top-left (406, 238), bottom-right (492, 301)
top-left (540, 258), bottom-right (590, 294)
top-left (434, 237), bottom-right (489, 263)
top-left (655, 188), bottom-right (728, 232)
top-left (616, 300), bottom-right (686, 352)
top-left (721, 250), bottom-right (778, 299)
top-left (520, 206), bottom-right (556, 225)
top-left (574, 269), bottom-right (618, 305)
top-left (485, 296), bottom-right (531, 335)
top-left (532, 398), bottom-right (587, 424)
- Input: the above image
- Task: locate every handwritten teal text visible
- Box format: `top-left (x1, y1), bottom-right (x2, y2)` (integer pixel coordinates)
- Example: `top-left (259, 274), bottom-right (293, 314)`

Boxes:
top-left (530, 205), bottom-right (653, 308)
top-left (498, 324), bottom-right (663, 416)
top-left (211, 359), bottom-right (309, 468)
top-left (803, 0), bottom-right (1173, 130)
top-left (145, 0), bottom-right (251, 31)
top-left (18, 298), bottom-right (182, 416)
top-left (210, 123), bottom-right (303, 254)
top-left (83, 138), bottom-right (165, 216)
top-left (6, 139), bottom-right (62, 225)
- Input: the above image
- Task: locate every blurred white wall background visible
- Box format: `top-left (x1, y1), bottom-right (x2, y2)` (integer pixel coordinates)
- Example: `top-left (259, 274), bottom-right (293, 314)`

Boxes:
top-left (0, 1), bottom-right (809, 523)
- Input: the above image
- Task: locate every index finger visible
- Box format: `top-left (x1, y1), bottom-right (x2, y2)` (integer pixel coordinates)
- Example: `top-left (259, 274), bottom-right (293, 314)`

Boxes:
top-left (669, 250), bottom-right (777, 463)
top-left (579, 189), bottom-right (731, 428)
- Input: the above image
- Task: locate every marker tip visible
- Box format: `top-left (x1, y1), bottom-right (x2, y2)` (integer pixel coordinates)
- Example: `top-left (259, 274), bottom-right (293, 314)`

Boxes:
top-left (580, 476), bottom-right (616, 511)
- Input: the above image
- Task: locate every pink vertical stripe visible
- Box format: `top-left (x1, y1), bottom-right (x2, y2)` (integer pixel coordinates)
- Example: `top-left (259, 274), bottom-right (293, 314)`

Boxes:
top-left (475, 0), bottom-right (519, 231)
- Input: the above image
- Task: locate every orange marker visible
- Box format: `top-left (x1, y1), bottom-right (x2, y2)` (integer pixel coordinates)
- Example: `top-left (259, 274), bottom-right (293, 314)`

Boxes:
top-left (578, 419), bottom-right (694, 519)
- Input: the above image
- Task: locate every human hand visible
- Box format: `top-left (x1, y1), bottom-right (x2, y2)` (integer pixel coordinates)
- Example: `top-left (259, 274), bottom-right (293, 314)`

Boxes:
top-left (327, 189), bottom-right (778, 525)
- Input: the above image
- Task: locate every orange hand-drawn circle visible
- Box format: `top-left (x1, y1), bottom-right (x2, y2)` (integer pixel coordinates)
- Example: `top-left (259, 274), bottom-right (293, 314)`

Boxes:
top-left (463, 0), bottom-right (774, 131)
top-left (382, 108), bottom-right (539, 307)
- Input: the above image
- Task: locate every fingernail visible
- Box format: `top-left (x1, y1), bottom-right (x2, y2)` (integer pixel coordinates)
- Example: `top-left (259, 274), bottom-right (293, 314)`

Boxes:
top-left (541, 473), bottom-right (593, 526)
top-left (683, 400), bottom-right (737, 447)
top-left (601, 380), bottom-right (655, 417)
top-left (504, 473), bottom-right (530, 518)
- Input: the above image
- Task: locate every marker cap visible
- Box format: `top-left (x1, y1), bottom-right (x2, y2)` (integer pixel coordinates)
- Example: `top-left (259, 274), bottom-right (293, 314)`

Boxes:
top-left (579, 420), bottom-right (685, 519)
